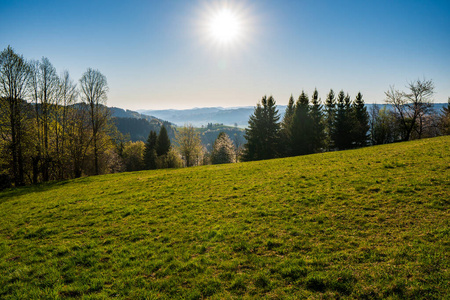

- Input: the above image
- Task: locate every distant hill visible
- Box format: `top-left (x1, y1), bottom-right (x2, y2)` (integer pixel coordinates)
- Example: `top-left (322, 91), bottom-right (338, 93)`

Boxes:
top-left (139, 103), bottom-right (448, 128)
top-left (109, 106), bottom-right (165, 124)
top-left (109, 103), bottom-right (447, 144)
top-left (112, 117), bottom-right (176, 142)
top-left (107, 107), bottom-right (173, 142)
top-left (108, 107), bottom-right (245, 146)
top-left (197, 124), bottom-right (245, 151)
top-left (1, 136), bottom-right (448, 298)
top-left (138, 107), bottom-right (260, 127)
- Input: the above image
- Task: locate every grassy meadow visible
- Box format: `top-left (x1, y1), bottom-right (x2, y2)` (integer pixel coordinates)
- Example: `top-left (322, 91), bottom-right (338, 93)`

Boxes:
top-left (0, 136), bottom-right (449, 299)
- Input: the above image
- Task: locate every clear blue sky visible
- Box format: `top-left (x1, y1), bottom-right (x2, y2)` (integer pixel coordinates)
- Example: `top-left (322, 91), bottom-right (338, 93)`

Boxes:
top-left (1, 0), bottom-right (449, 110)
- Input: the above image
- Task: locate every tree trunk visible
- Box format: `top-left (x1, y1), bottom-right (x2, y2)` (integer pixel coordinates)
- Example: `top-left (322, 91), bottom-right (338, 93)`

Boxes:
top-left (10, 100), bottom-right (19, 186)
top-left (94, 134), bottom-right (99, 175)
top-left (32, 156), bottom-right (40, 184)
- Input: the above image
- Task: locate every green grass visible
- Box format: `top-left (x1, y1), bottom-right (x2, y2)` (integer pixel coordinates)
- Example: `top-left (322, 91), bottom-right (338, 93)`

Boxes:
top-left (1, 137), bottom-right (449, 299)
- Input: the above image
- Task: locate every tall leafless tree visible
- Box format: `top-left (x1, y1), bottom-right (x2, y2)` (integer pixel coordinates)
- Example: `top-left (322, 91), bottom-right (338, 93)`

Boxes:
top-left (0, 46), bottom-right (30, 186)
top-left (28, 60), bottom-right (42, 183)
top-left (79, 68), bottom-right (109, 175)
top-left (66, 104), bottom-right (91, 178)
top-left (175, 124), bottom-right (203, 167)
top-left (57, 70), bottom-right (77, 178)
top-left (37, 57), bottom-right (59, 181)
top-left (385, 79), bottom-right (434, 141)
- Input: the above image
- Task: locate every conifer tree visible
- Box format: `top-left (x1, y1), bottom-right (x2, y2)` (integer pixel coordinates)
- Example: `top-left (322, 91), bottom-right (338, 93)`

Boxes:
top-left (352, 92), bottom-right (370, 147)
top-left (143, 130), bottom-right (157, 169)
top-left (242, 96), bottom-right (280, 161)
top-left (280, 95), bottom-right (295, 156)
top-left (282, 95), bottom-right (296, 131)
top-left (333, 91), bottom-right (354, 150)
top-left (310, 88), bottom-right (325, 152)
top-left (156, 125), bottom-right (171, 156)
top-left (264, 96), bottom-right (281, 158)
top-left (332, 91), bottom-right (345, 149)
top-left (243, 103), bottom-right (263, 161)
top-left (324, 89), bottom-right (336, 150)
top-left (290, 91), bottom-right (313, 155)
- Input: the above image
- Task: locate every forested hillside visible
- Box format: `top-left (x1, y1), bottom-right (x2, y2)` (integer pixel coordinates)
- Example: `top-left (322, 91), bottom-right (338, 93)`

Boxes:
top-left (112, 117), bottom-right (175, 142)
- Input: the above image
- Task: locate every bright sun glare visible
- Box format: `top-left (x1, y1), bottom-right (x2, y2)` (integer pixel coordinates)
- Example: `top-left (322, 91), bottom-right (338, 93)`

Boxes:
top-left (208, 9), bottom-right (241, 45)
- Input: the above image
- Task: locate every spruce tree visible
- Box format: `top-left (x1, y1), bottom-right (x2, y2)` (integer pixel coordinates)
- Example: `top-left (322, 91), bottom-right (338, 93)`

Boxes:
top-left (352, 92), bottom-right (370, 147)
top-left (243, 103), bottom-right (263, 161)
top-left (333, 91), bottom-right (355, 150)
top-left (156, 125), bottom-right (171, 156)
top-left (310, 88), bottom-right (325, 152)
top-left (280, 95), bottom-right (295, 156)
top-left (243, 96), bottom-right (280, 161)
top-left (143, 131), bottom-right (158, 169)
top-left (291, 91), bottom-right (313, 155)
top-left (324, 89), bottom-right (336, 150)
top-left (264, 96), bottom-right (281, 158)
top-left (282, 95), bottom-right (296, 130)
top-left (332, 91), bottom-right (346, 150)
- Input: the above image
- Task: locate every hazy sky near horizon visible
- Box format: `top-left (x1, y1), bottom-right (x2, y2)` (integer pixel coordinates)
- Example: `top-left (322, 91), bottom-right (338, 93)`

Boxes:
top-left (1, 0), bottom-right (449, 110)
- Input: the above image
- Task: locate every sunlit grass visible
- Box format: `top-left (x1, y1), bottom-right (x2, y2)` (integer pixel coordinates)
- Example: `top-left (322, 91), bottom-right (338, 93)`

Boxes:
top-left (0, 136), bottom-right (449, 299)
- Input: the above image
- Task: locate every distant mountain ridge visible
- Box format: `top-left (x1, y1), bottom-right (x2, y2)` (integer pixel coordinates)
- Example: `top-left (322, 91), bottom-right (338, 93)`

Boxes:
top-left (107, 106), bottom-right (245, 146)
top-left (108, 107), bottom-right (176, 142)
top-left (138, 103), bottom-right (448, 128)
top-left (109, 106), bottom-right (166, 124)
top-left (137, 107), bottom-right (277, 127)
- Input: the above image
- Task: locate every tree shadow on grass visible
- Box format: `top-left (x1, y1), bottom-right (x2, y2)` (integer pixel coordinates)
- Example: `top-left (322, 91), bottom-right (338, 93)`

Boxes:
top-left (0, 177), bottom-right (93, 204)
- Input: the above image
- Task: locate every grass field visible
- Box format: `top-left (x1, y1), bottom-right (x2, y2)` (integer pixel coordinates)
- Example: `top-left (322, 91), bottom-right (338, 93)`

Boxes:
top-left (0, 136), bottom-right (449, 299)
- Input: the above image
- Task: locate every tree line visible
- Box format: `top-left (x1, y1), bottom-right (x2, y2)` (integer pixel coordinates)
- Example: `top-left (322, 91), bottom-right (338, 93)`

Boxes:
top-left (2, 45), bottom-right (449, 188)
top-left (0, 46), bottom-right (214, 188)
top-left (242, 81), bottom-right (449, 161)
top-left (113, 117), bottom-right (175, 142)
top-left (0, 46), bottom-right (120, 188)
top-left (122, 123), bottom-right (240, 172)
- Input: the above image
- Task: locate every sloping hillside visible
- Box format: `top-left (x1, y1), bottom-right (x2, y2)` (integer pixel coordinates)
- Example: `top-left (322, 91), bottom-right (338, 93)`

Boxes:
top-left (0, 137), bottom-right (448, 299)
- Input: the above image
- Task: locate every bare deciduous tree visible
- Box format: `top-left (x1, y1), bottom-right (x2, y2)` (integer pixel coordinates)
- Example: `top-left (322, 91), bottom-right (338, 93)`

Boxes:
top-left (0, 46), bottom-right (30, 186)
top-left (175, 124), bottom-right (203, 167)
top-left (79, 68), bottom-right (109, 175)
top-left (385, 79), bottom-right (434, 141)
top-left (66, 104), bottom-right (91, 178)
top-left (57, 70), bottom-right (77, 178)
top-left (37, 57), bottom-right (59, 181)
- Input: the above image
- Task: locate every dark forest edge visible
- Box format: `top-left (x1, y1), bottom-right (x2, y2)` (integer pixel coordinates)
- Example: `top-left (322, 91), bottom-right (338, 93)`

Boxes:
top-left (242, 82), bottom-right (449, 161)
top-left (1, 45), bottom-right (449, 189)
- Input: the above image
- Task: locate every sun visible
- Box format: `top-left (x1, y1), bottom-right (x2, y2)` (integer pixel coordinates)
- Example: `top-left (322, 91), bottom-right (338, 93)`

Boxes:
top-left (196, 1), bottom-right (254, 52)
top-left (208, 9), bottom-right (241, 44)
